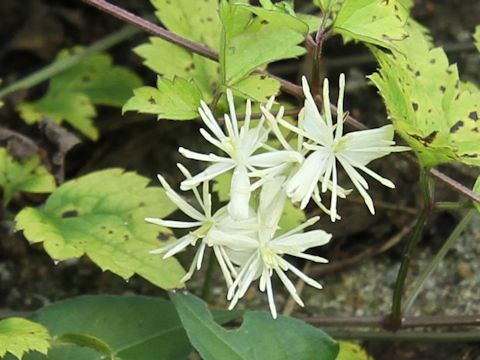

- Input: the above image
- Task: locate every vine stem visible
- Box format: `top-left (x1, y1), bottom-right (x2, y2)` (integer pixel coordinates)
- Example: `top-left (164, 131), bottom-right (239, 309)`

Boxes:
top-left (389, 170), bottom-right (435, 329)
top-left (0, 25), bottom-right (139, 100)
top-left (79, 0), bottom-right (480, 206)
top-left (402, 209), bottom-right (477, 313)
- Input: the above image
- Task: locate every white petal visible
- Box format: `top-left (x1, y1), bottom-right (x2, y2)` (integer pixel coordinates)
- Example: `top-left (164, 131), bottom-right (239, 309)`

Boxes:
top-left (249, 150), bottom-right (303, 168)
top-left (157, 174), bottom-right (205, 221)
top-left (226, 89), bottom-right (240, 138)
top-left (271, 230), bottom-right (331, 253)
top-left (265, 274), bottom-right (277, 319)
top-left (199, 101), bottom-right (226, 141)
top-left (228, 165), bottom-right (251, 220)
top-left (281, 258), bottom-right (323, 290)
top-left (337, 156), bottom-right (375, 214)
top-left (285, 149), bottom-right (330, 208)
top-left (145, 218), bottom-right (203, 229)
top-left (181, 162), bottom-right (235, 190)
top-left (213, 245), bottom-right (234, 287)
top-left (302, 76), bottom-right (333, 145)
top-left (274, 268), bottom-right (304, 307)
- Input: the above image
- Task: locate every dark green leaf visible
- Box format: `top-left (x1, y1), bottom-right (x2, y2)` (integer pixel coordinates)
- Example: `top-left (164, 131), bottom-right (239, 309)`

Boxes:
top-left (171, 292), bottom-right (339, 360)
top-left (9, 295), bottom-right (241, 360)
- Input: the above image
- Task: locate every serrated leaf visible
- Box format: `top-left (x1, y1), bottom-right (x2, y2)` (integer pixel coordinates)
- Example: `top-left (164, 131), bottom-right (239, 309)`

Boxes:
top-left (220, 2), bottom-right (306, 86)
top-left (7, 295), bottom-right (242, 360)
top-left (0, 147), bottom-right (56, 207)
top-left (123, 77), bottom-right (202, 120)
top-left (134, 0), bottom-right (220, 102)
top-left (170, 292), bottom-right (339, 360)
top-left (336, 342), bottom-right (373, 360)
top-left (0, 318), bottom-right (50, 359)
top-left (475, 25), bottom-right (480, 52)
top-left (230, 75), bottom-right (280, 102)
top-left (333, 0), bottom-right (408, 50)
top-left (370, 24), bottom-right (480, 167)
top-left (15, 169), bottom-right (185, 289)
top-left (18, 50), bottom-right (141, 140)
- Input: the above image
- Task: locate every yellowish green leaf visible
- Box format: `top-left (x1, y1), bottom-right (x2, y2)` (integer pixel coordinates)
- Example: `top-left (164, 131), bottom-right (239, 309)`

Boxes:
top-left (333, 0), bottom-right (408, 50)
top-left (123, 77), bottom-right (202, 120)
top-left (15, 169), bottom-right (185, 290)
top-left (17, 50), bottom-right (141, 140)
top-left (337, 342), bottom-right (373, 360)
top-left (0, 318), bottom-right (50, 359)
top-left (0, 147), bottom-right (56, 207)
top-left (370, 23), bottom-right (480, 167)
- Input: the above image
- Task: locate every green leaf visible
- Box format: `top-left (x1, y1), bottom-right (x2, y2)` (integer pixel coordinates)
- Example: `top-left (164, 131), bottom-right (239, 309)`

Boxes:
top-left (336, 342), bottom-right (373, 360)
top-left (9, 295), bottom-right (242, 360)
top-left (170, 292), bottom-right (339, 360)
top-left (18, 50), bottom-right (141, 140)
top-left (15, 169), bottom-right (185, 289)
top-left (134, 0), bottom-right (220, 103)
top-left (220, 1), bottom-right (306, 86)
top-left (0, 148), bottom-right (56, 207)
top-left (474, 176), bottom-right (480, 213)
top-left (333, 0), bottom-right (408, 50)
top-left (230, 75), bottom-right (280, 102)
top-left (370, 24), bottom-right (480, 167)
top-left (475, 25), bottom-right (480, 52)
top-left (55, 334), bottom-right (116, 360)
top-left (123, 77), bottom-right (203, 120)
top-left (0, 318), bottom-right (50, 359)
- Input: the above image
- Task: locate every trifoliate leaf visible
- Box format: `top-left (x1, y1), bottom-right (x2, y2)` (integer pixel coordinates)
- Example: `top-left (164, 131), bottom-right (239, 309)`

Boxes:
top-left (134, 0), bottom-right (221, 102)
top-left (333, 0), bottom-right (408, 50)
top-left (18, 50), bottom-right (141, 140)
top-left (475, 25), bottom-right (480, 52)
top-left (474, 176), bottom-right (480, 213)
top-left (170, 292), bottom-right (339, 360)
top-left (123, 77), bottom-right (202, 120)
top-left (230, 75), bottom-right (280, 102)
top-left (0, 318), bottom-right (50, 359)
top-left (370, 24), bottom-right (480, 167)
top-left (15, 169), bottom-right (186, 290)
top-left (0, 147), bottom-right (56, 207)
top-left (336, 342), bottom-right (373, 360)
top-left (220, 1), bottom-right (306, 86)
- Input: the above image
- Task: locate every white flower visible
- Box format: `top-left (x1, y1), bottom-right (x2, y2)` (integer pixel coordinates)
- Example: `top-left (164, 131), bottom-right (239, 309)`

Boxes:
top-left (210, 177), bottom-right (331, 318)
top-left (146, 164), bottom-right (257, 286)
top-left (179, 90), bottom-right (302, 220)
top-left (281, 75), bottom-right (409, 221)
top-left (260, 105), bottom-right (350, 219)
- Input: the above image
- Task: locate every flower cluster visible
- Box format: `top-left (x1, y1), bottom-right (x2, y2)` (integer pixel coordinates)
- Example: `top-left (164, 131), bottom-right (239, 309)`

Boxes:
top-left (147, 75), bottom-right (408, 317)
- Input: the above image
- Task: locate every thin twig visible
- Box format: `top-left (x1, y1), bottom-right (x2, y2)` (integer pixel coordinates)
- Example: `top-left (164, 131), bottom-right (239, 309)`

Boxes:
top-left (80, 1), bottom-right (480, 211)
top-left (325, 329), bottom-right (480, 342)
top-left (82, 0), bottom-right (218, 61)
